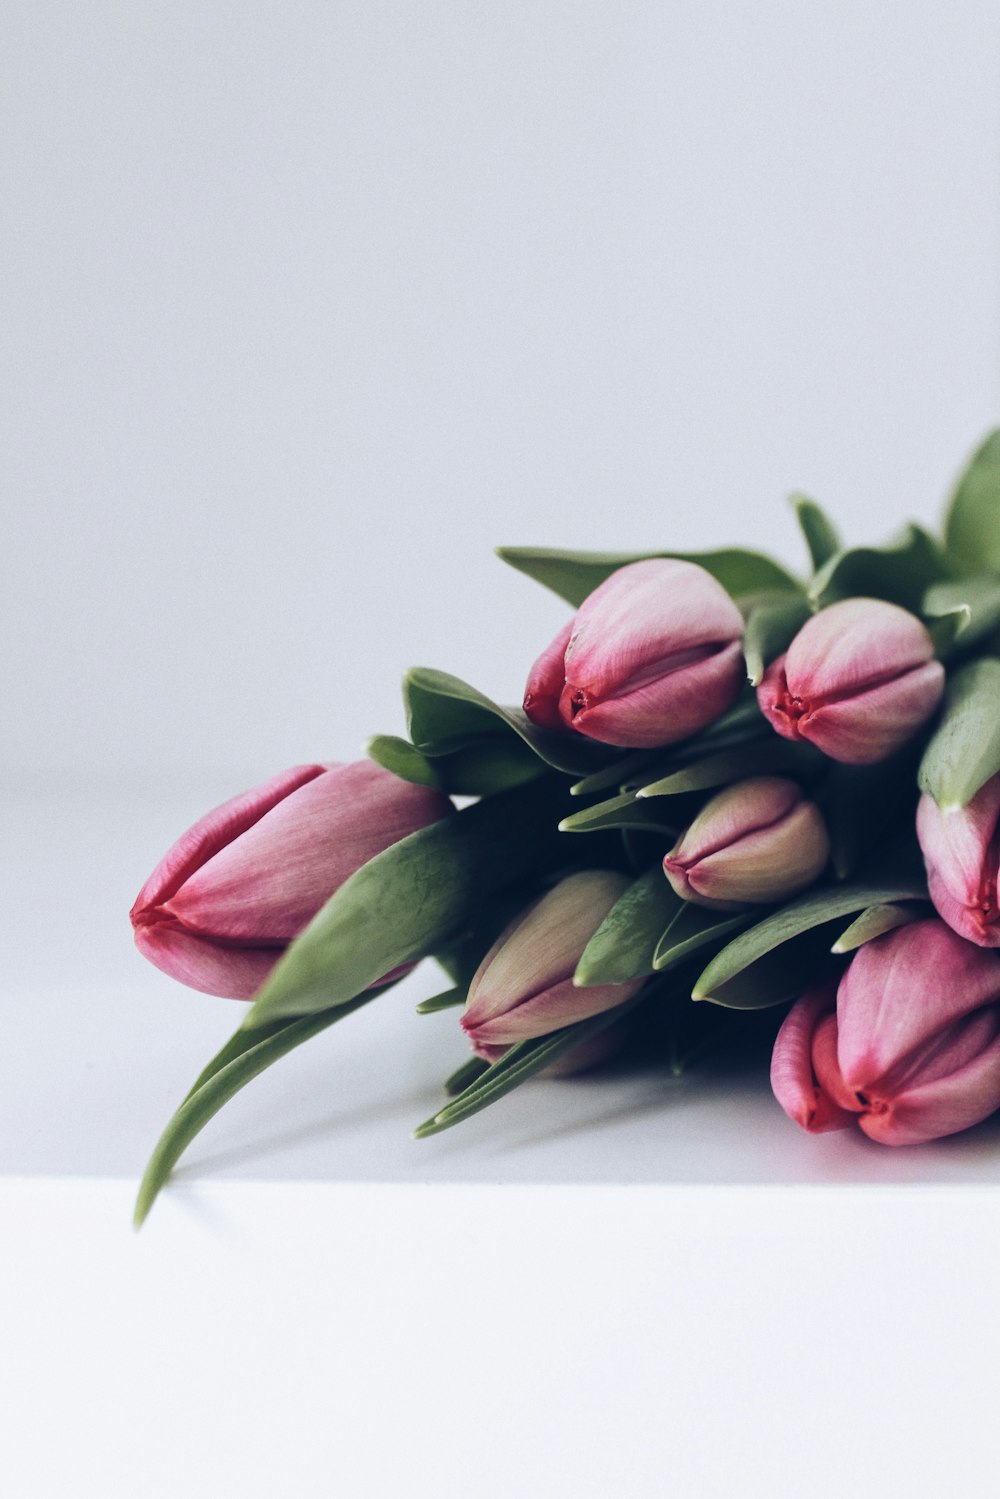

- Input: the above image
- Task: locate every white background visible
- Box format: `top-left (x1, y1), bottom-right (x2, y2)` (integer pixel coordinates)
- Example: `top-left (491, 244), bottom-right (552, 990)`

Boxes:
top-left (3, 3), bottom-right (1000, 1496)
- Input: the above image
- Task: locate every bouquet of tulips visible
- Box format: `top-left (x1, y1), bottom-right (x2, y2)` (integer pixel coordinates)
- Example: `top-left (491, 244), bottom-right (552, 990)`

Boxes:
top-left (132, 432), bottom-right (1000, 1223)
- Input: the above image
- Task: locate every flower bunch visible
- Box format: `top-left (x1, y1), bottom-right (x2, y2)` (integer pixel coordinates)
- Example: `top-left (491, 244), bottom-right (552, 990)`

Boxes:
top-left (132, 431), bottom-right (1000, 1224)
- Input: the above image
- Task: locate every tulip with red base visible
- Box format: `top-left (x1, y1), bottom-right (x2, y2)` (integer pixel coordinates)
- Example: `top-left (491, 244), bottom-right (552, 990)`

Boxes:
top-left (917, 775), bottom-right (1000, 948)
top-left (523, 558), bottom-right (745, 749)
top-left (461, 870), bottom-right (644, 1062)
top-left (663, 775), bottom-right (829, 909)
top-left (770, 920), bottom-right (1000, 1145)
top-left (131, 761), bottom-right (452, 999)
top-left (757, 597), bottom-right (944, 765)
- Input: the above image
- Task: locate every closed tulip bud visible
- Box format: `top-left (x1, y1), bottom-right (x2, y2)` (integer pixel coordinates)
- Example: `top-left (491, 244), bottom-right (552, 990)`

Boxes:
top-left (461, 870), bottom-right (644, 1057)
top-left (771, 920), bottom-right (1000, 1145)
top-left (523, 558), bottom-right (745, 749)
top-left (757, 597), bottom-right (944, 764)
top-left (917, 776), bottom-right (1000, 947)
top-left (663, 776), bottom-right (829, 908)
top-left (131, 761), bottom-right (452, 999)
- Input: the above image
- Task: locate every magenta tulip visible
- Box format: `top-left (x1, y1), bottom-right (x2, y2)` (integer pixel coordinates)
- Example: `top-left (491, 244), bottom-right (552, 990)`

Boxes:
top-left (663, 776), bottom-right (829, 908)
top-left (131, 761), bottom-right (452, 999)
top-left (771, 920), bottom-right (1000, 1145)
top-left (461, 870), bottom-right (644, 1061)
top-left (757, 597), bottom-right (944, 764)
top-left (917, 776), bottom-right (1000, 947)
top-left (523, 558), bottom-right (745, 749)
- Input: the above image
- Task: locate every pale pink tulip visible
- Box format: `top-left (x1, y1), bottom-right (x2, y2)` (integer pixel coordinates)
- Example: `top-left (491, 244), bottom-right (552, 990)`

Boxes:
top-left (523, 559), bottom-right (745, 749)
top-left (771, 920), bottom-right (1000, 1145)
top-left (663, 776), bottom-right (829, 908)
top-left (131, 761), bottom-right (452, 999)
top-left (917, 776), bottom-right (1000, 947)
top-left (757, 597), bottom-right (944, 764)
top-left (461, 870), bottom-right (643, 1057)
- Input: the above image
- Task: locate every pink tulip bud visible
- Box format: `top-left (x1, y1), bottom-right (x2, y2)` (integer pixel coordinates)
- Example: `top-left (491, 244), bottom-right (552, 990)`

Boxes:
top-left (757, 597), bottom-right (944, 764)
top-left (663, 775), bottom-right (829, 908)
top-left (917, 777), bottom-right (1000, 948)
top-left (131, 762), bottom-right (452, 999)
top-left (523, 559), bottom-right (745, 749)
top-left (461, 870), bottom-right (644, 1057)
top-left (771, 920), bottom-right (1000, 1145)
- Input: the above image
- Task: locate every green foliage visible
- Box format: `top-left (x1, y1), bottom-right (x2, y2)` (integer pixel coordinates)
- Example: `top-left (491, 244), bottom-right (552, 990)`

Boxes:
top-left (943, 430), bottom-right (1000, 574)
top-left (575, 867), bottom-right (683, 985)
top-left (496, 545), bottom-right (801, 607)
top-left (918, 658), bottom-right (1000, 810)
top-left (809, 524), bottom-right (952, 612)
top-left (791, 494), bottom-right (841, 572)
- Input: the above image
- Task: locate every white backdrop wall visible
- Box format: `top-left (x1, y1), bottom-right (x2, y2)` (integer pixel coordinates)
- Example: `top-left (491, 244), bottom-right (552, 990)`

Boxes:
top-left (3, 1), bottom-right (999, 788)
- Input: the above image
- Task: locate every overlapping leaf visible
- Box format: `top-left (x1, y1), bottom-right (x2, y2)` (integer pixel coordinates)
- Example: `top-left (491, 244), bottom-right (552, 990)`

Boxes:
top-left (497, 545), bottom-right (801, 608)
top-left (918, 658), bottom-right (1000, 810)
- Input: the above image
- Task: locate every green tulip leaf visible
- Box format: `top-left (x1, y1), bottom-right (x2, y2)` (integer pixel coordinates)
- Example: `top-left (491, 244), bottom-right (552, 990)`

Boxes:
top-left (496, 545), bottom-right (801, 608)
top-left (637, 737), bottom-right (822, 799)
top-left (575, 867), bottom-right (683, 985)
top-left (367, 732), bottom-right (543, 796)
top-left (691, 877), bottom-right (928, 1008)
top-left (922, 575), bottom-right (1000, 658)
top-left (135, 996), bottom-right (375, 1226)
top-left (243, 777), bottom-right (567, 1027)
top-left (809, 524), bottom-right (952, 613)
top-left (652, 902), bottom-right (749, 972)
top-left (558, 790), bottom-right (683, 836)
top-left (569, 751), bottom-right (659, 799)
top-left (742, 592), bottom-right (812, 687)
top-left (404, 667), bottom-right (613, 776)
top-left (918, 658), bottom-right (1000, 811)
top-left (443, 1056), bottom-right (490, 1096)
top-left (415, 986), bottom-right (466, 1015)
top-left (831, 901), bottom-right (926, 955)
top-left (943, 429), bottom-right (1000, 574)
top-left (791, 494), bottom-right (842, 572)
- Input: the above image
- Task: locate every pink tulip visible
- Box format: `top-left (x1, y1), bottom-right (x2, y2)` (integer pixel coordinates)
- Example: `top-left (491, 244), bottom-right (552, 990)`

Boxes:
top-left (917, 776), bottom-right (1000, 947)
top-left (771, 920), bottom-right (1000, 1145)
top-left (757, 597), bottom-right (944, 764)
top-left (461, 870), bottom-right (644, 1059)
top-left (663, 775), bottom-right (829, 908)
top-left (523, 558), bottom-right (745, 749)
top-left (131, 761), bottom-right (452, 999)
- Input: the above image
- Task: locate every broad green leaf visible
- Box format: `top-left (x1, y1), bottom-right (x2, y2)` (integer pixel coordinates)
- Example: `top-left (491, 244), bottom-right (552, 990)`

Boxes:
top-left (652, 903), bottom-right (749, 972)
top-left (444, 1057), bottom-right (489, 1096)
top-left (918, 658), bottom-right (1000, 810)
top-left (742, 592), bottom-right (812, 687)
top-left (809, 524), bottom-right (952, 612)
top-left (413, 996), bottom-right (643, 1138)
top-left (135, 997), bottom-right (374, 1226)
top-left (404, 667), bottom-right (613, 776)
top-left (416, 986), bottom-right (465, 1014)
top-left (575, 867), bottom-right (682, 985)
top-left (638, 738), bottom-right (822, 798)
top-left (496, 545), bottom-right (801, 608)
top-left (244, 778), bottom-right (567, 1027)
top-left (692, 877), bottom-right (928, 1008)
top-left (570, 751), bottom-right (658, 798)
top-left (368, 732), bottom-right (542, 796)
top-left (922, 575), bottom-right (1000, 658)
top-left (559, 790), bottom-right (683, 836)
top-left (792, 494), bottom-right (841, 571)
top-left (943, 429), bottom-right (1000, 573)
top-left (831, 901), bottom-right (925, 955)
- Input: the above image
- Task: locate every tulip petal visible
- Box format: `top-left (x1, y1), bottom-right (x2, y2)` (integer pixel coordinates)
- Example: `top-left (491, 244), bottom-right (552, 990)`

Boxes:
top-left (568, 641), bottom-right (744, 748)
top-left (794, 661), bottom-right (945, 765)
top-left (685, 800), bottom-right (829, 905)
top-left (857, 1025), bottom-right (1000, 1145)
top-left (134, 919), bottom-right (281, 1000)
top-left (464, 974), bottom-right (637, 1045)
top-left (770, 986), bottom-right (854, 1133)
top-left (917, 780), bottom-right (1000, 946)
top-left (784, 597), bottom-right (934, 701)
top-left (523, 619), bottom-right (574, 732)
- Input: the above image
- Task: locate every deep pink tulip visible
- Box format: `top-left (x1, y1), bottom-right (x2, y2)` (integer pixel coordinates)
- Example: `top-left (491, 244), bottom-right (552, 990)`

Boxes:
top-left (131, 761), bottom-right (452, 999)
top-left (461, 870), bottom-right (644, 1060)
top-left (771, 920), bottom-right (1000, 1145)
top-left (757, 597), bottom-right (944, 764)
top-left (917, 776), bottom-right (1000, 948)
top-left (663, 775), bottom-right (829, 908)
top-left (523, 559), bottom-right (745, 749)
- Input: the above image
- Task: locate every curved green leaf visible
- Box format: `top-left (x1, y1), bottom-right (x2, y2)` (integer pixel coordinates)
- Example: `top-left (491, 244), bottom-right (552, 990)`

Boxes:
top-left (918, 659), bottom-right (1000, 810)
top-left (367, 735), bottom-right (445, 789)
top-left (692, 877), bottom-right (928, 1008)
top-left (831, 901), bottom-right (925, 955)
top-left (575, 867), bottom-right (682, 985)
top-left (135, 997), bottom-right (374, 1226)
top-left (943, 429), bottom-right (1000, 573)
top-left (368, 732), bottom-right (543, 796)
top-left (791, 494), bottom-right (841, 571)
top-left (244, 778), bottom-right (567, 1027)
top-left (638, 738), bottom-right (822, 799)
top-left (444, 1057), bottom-right (489, 1096)
top-left (809, 524), bottom-right (951, 612)
top-left (559, 790), bottom-right (682, 836)
top-left (922, 575), bottom-right (1000, 658)
top-left (496, 546), bottom-right (801, 608)
top-left (415, 986), bottom-right (465, 1015)
top-left (742, 592), bottom-right (812, 687)
top-left (652, 904), bottom-right (749, 972)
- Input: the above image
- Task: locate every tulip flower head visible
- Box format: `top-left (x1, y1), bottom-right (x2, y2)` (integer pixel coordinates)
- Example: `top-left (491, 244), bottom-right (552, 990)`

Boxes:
top-left (461, 870), bottom-right (644, 1061)
top-left (523, 558), bottom-right (746, 749)
top-left (917, 776), bottom-right (1000, 948)
top-left (131, 761), bottom-right (452, 999)
top-left (663, 775), bottom-right (829, 908)
top-left (757, 597), bottom-right (944, 765)
top-left (771, 920), bottom-right (1000, 1145)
